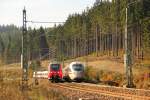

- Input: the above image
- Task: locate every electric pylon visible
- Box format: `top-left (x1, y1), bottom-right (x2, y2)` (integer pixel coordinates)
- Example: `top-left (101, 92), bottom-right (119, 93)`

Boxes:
top-left (21, 7), bottom-right (28, 90)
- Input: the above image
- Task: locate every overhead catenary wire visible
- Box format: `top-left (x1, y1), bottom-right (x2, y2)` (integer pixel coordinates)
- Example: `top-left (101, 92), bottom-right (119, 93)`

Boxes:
top-left (26, 20), bottom-right (65, 28)
top-left (26, 21), bottom-right (65, 24)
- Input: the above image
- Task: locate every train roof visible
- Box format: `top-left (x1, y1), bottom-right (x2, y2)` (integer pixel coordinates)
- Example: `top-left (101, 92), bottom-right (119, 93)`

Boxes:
top-left (69, 61), bottom-right (84, 66)
top-left (49, 62), bottom-right (61, 65)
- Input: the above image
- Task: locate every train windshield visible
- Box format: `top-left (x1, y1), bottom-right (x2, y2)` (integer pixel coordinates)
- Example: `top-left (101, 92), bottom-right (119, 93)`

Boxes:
top-left (72, 64), bottom-right (83, 71)
top-left (50, 64), bottom-right (60, 71)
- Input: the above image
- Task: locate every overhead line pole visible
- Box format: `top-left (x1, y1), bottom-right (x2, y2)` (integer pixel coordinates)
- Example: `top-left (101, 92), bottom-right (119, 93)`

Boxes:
top-left (124, 0), bottom-right (140, 88)
top-left (21, 7), bottom-right (28, 90)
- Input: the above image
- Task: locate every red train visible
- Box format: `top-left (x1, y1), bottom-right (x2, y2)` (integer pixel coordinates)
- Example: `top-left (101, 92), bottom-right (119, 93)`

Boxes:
top-left (48, 62), bottom-right (63, 83)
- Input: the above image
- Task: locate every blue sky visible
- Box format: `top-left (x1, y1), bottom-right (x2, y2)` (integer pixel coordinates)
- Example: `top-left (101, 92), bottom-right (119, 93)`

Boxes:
top-left (0, 0), bottom-right (95, 28)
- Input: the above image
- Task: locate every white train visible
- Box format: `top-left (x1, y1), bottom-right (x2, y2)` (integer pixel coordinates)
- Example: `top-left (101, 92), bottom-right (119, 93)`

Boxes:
top-left (63, 62), bottom-right (85, 82)
top-left (33, 71), bottom-right (48, 79)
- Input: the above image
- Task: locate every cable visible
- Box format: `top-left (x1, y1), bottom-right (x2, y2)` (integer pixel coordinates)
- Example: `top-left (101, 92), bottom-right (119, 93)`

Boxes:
top-left (26, 21), bottom-right (65, 24)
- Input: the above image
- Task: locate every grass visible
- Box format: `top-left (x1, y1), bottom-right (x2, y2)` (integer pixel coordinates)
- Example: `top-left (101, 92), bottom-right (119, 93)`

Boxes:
top-left (0, 63), bottom-right (68, 100)
top-left (0, 80), bottom-right (24, 100)
top-left (0, 79), bottom-right (68, 100)
top-left (29, 80), bottom-right (68, 100)
top-left (84, 65), bottom-right (150, 89)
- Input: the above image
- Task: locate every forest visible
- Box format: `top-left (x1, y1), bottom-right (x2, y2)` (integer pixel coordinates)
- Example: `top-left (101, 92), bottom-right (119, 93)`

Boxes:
top-left (46, 0), bottom-right (150, 60)
top-left (0, 25), bottom-right (49, 63)
top-left (0, 0), bottom-right (150, 64)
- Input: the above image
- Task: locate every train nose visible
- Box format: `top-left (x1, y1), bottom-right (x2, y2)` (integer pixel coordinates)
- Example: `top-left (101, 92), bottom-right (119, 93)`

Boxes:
top-left (74, 71), bottom-right (83, 78)
top-left (51, 71), bottom-right (60, 76)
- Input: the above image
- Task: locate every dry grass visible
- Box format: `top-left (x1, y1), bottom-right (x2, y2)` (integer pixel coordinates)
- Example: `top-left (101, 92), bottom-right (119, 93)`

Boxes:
top-left (0, 63), bottom-right (67, 100)
top-left (84, 65), bottom-right (150, 89)
top-left (88, 60), bottom-right (124, 73)
top-left (84, 66), bottom-right (123, 86)
top-left (0, 67), bottom-right (24, 100)
top-left (28, 80), bottom-right (68, 100)
top-left (0, 80), bottom-right (25, 100)
top-left (0, 79), bottom-right (68, 100)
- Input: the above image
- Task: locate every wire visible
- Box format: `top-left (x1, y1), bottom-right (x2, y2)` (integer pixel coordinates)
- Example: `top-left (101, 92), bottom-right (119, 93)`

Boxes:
top-left (26, 21), bottom-right (65, 24)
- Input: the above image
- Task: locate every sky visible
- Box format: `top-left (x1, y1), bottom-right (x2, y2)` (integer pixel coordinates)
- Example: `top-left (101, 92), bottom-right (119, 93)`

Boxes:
top-left (0, 0), bottom-right (95, 28)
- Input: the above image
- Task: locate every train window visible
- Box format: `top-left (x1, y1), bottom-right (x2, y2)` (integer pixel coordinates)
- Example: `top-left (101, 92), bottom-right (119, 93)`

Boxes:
top-left (50, 64), bottom-right (60, 71)
top-left (72, 64), bottom-right (83, 71)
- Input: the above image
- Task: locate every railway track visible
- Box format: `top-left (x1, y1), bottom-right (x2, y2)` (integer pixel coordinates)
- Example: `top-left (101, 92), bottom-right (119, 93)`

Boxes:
top-left (49, 82), bottom-right (150, 100)
top-left (70, 83), bottom-right (150, 97)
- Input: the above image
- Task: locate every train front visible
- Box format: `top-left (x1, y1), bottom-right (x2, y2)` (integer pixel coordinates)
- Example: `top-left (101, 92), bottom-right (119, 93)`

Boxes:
top-left (48, 63), bottom-right (63, 82)
top-left (69, 62), bottom-right (85, 82)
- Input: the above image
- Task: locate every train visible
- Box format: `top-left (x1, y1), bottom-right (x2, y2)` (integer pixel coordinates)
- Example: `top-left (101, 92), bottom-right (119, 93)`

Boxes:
top-left (63, 62), bottom-right (85, 82)
top-left (33, 61), bottom-right (85, 83)
top-left (33, 71), bottom-right (48, 79)
top-left (48, 62), bottom-right (63, 83)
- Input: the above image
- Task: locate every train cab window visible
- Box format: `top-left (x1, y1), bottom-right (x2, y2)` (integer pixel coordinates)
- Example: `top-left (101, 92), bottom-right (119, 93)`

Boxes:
top-left (50, 64), bottom-right (60, 71)
top-left (72, 64), bottom-right (83, 71)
